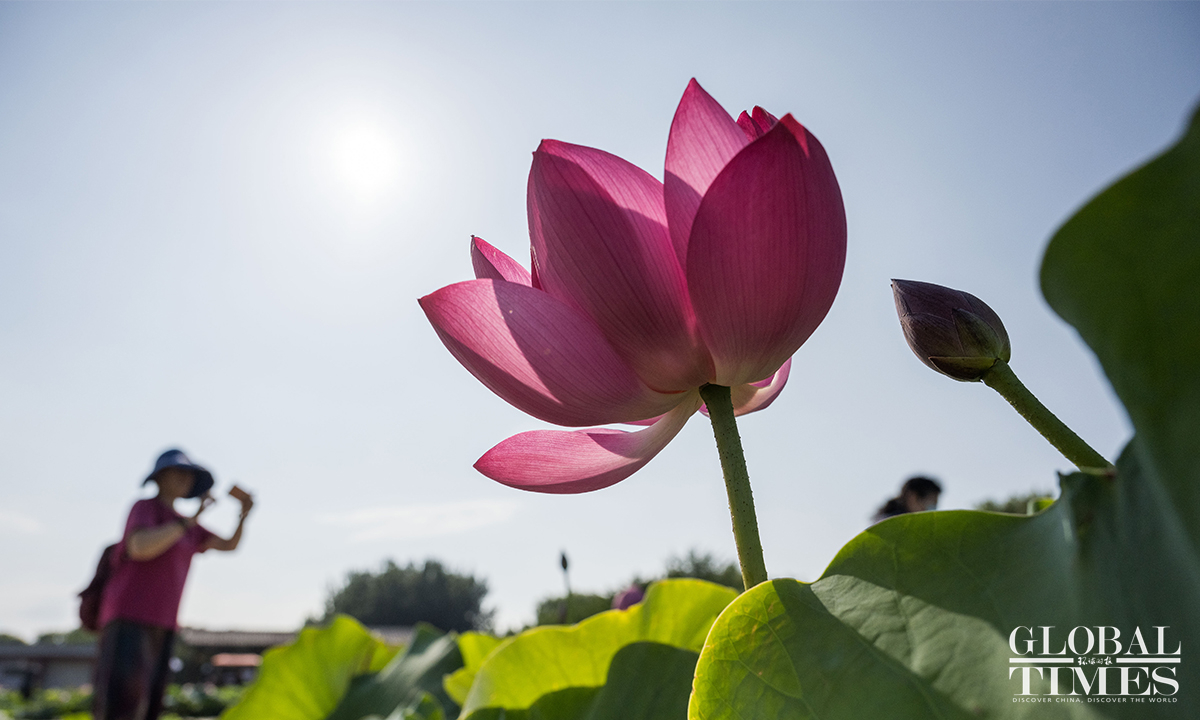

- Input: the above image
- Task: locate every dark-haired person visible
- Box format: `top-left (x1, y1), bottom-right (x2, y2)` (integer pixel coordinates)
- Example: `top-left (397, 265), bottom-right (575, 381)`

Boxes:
top-left (92, 449), bottom-right (254, 720)
top-left (872, 476), bottom-right (942, 524)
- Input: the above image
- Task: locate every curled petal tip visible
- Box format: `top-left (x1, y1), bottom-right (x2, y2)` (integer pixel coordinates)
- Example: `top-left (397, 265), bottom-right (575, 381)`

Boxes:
top-left (734, 358), bottom-right (791, 415)
top-left (666, 80), bottom-right (748, 263)
top-left (475, 394), bottom-right (702, 494)
top-left (752, 106), bottom-right (778, 127)
top-left (699, 358), bottom-right (792, 418)
top-left (471, 235), bottom-right (532, 286)
top-left (736, 107), bottom-right (779, 140)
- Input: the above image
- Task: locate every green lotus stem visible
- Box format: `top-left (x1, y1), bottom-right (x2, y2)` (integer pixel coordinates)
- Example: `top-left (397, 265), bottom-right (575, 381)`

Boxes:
top-left (699, 383), bottom-right (768, 591)
top-left (982, 360), bottom-right (1112, 470)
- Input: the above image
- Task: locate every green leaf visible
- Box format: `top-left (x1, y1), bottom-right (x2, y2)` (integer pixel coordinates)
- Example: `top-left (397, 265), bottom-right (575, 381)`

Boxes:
top-left (218, 617), bottom-right (456, 720)
top-left (327, 623), bottom-right (463, 720)
top-left (691, 103), bottom-right (1200, 719)
top-left (443, 632), bottom-right (504, 707)
top-left (1041, 103), bottom-right (1200, 546)
top-left (461, 579), bottom-right (736, 719)
top-left (222, 615), bottom-right (396, 720)
top-left (398, 693), bottom-right (446, 720)
top-left (693, 448), bottom-right (1200, 718)
top-left (583, 642), bottom-right (699, 720)
top-left (463, 642), bottom-right (698, 720)
top-left (693, 508), bottom-right (1066, 719)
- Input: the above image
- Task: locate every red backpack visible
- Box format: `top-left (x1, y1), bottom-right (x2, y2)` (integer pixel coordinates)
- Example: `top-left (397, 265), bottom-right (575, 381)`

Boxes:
top-left (78, 543), bottom-right (120, 632)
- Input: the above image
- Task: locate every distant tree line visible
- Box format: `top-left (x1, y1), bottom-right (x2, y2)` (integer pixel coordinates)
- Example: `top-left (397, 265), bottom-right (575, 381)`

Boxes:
top-left (974, 490), bottom-right (1054, 515)
top-left (534, 550), bottom-right (743, 626)
top-left (0, 629), bottom-right (97, 646)
top-left (317, 551), bottom-right (743, 634)
top-left (318, 559), bottom-right (493, 633)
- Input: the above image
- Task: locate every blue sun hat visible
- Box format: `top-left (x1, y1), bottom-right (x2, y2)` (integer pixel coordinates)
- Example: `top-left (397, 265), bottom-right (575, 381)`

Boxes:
top-left (143, 448), bottom-right (215, 499)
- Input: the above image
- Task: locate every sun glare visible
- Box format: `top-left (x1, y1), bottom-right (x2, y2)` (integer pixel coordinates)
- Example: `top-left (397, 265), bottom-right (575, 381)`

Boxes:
top-left (329, 121), bottom-right (401, 203)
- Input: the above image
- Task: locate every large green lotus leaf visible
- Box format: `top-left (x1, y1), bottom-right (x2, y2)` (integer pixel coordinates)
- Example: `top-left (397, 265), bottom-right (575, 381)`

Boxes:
top-left (690, 106), bottom-right (1200, 719)
top-left (462, 642), bottom-right (698, 720)
top-left (327, 623), bottom-right (463, 720)
top-left (460, 579), bottom-right (736, 718)
top-left (464, 688), bottom-right (600, 720)
top-left (692, 447), bottom-right (1199, 718)
top-left (1041, 104), bottom-right (1200, 549)
top-left (443, 632), bottom-right (504, 707)
top-left (222, 615), bottom-right (398, 720)
top-left (582, 642), bottom-right (698, 720)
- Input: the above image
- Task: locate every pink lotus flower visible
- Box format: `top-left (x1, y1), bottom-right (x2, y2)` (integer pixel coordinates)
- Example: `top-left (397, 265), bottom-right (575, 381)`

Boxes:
top-left (420, 80), bottom-right (845, 494)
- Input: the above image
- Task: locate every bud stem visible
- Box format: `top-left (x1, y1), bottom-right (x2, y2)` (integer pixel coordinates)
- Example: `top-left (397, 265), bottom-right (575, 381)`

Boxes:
top-left (699, 383), bottom-right (768, 591)
top-left (982, 360), bottom-right (1112, 470)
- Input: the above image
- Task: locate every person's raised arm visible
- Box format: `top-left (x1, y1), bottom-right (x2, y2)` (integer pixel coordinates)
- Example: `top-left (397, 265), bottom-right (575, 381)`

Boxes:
top-left (204, 492), bottom-right (254, 552)
top-left (127, 496), bottom-right (213, 560)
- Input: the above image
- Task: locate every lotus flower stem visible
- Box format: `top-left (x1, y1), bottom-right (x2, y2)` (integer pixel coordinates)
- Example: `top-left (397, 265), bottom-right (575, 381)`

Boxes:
top-left (982, 360), bottom-right (1112, 470)
top-left (699, 383), bottom-right (768, 590)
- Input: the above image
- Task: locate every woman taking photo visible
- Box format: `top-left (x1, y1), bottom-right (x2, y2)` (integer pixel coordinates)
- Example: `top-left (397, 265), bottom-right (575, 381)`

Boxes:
top-left (92, 448), bottom-right (254, 720)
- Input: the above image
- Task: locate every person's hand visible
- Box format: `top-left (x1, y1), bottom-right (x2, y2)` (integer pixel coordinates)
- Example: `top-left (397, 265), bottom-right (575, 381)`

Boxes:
top-left (237, 491), bottom-right (255, 520)
top-left (193, 493), bottom-right (215, 521)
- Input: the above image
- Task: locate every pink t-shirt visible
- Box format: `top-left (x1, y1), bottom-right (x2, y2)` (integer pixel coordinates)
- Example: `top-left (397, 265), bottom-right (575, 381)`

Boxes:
top-left (99, 498), bottom-right (215, 630)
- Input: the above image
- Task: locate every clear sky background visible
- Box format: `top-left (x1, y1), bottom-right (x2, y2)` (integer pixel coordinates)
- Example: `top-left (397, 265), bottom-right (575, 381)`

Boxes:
top-left (1, 2), bottom-right (1197, 640)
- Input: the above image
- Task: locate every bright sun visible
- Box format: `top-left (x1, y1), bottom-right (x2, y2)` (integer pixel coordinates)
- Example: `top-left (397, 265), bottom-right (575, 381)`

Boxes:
top-left (329, 121), bottom-right (400, 203)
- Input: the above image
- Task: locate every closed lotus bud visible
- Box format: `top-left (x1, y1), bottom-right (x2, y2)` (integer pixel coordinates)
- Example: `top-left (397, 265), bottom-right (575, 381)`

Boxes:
top-left (891, 279), bottom-right (1011, 382)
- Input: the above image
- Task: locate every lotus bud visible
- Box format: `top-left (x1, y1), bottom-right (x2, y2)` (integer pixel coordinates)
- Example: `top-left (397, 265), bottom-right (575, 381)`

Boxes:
top-left (891, 279), bottom-right (1011, 382)
top-left (611, 584), bottom-right (645, 610)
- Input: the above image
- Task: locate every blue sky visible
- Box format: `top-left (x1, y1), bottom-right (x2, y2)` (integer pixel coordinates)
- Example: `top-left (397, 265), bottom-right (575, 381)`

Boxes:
top-left (1, 1), bottom-right (1197, 639)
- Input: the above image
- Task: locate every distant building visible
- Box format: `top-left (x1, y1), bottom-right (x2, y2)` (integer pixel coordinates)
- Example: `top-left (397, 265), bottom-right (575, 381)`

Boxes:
top-left (0, 625), bottom-right (415, 691)
top-left (176, 626), bottom-right (413, 685)
top-left (0, 643), bottom-right (96, 693)
top-left (174, 628), bottom-right (297, 685)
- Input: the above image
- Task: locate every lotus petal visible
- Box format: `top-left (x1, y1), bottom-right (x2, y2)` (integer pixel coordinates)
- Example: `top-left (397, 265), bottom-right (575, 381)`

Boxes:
top-left (731, 357), bottom-right (791, 416)
top-left (529, 140), bottom-right (712, 392)
top-left (475, 393), bottom-right (703, 493)
top-left (698, 359), bottom-right (792, 418)
top-left (419, 279), bottom-right (676, 427)
top-left (687, 116), bottom-right (846, 386)
top-left (736, 107), bottom-right (779, 140)
top-left (471, 236), bottom-right (532, 286)
top-left (665, 79), bottom-right (749, 264)
top-left (623, 413), bottom-right (667, 427)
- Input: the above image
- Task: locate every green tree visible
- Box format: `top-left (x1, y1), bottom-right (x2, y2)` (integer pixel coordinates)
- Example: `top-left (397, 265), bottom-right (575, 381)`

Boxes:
top-left (0, 633), bottom-right (27, 645)
top-left (35, 628), bottom-right (96, 645)
top-left (534, 593), bottom-right (613, 626)
top-left (664, 550), bottom-right (742, 590)
top-left (533, 549), bottom-right (742, 627)
top-left (321, 559), bottom-right (492, 633)
top-left (973, 490), bottom-right (1053, 515)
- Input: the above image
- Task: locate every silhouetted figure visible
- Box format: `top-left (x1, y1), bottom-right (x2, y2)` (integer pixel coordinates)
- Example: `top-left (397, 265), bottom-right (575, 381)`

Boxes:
top-left (19, 668), bottom-right (34, 700)
top-left (873, 476), bottom-right (942, 524)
